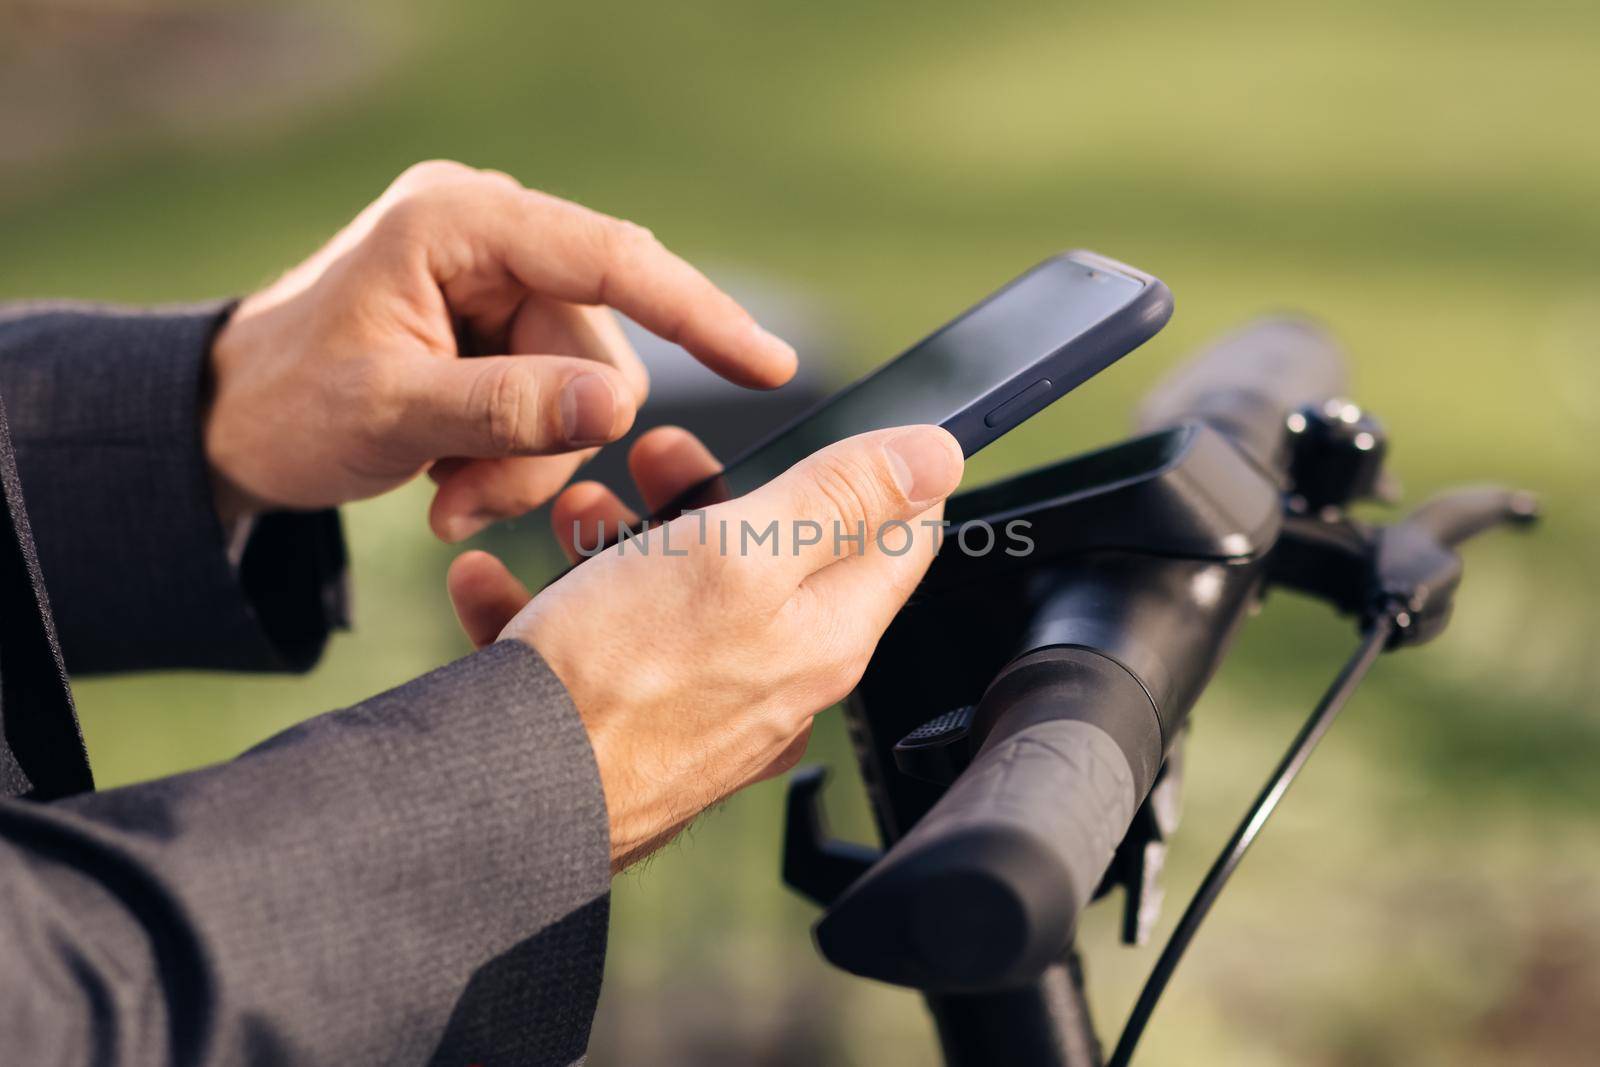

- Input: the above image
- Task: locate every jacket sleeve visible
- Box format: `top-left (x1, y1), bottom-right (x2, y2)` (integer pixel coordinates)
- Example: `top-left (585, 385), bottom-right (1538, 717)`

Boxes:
top-left (0, 302), bottom-right (347, 675)
top-left (0, 639), bottom-right (612, 1066)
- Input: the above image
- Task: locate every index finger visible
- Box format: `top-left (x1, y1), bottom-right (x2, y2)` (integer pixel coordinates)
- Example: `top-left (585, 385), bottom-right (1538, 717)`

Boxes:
top-left (484, 187), bottom-right (798, 389)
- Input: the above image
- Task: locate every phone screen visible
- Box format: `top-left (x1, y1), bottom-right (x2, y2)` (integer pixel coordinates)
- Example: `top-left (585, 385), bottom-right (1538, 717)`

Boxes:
top-left (668, 255), bottom-right (1147, 513)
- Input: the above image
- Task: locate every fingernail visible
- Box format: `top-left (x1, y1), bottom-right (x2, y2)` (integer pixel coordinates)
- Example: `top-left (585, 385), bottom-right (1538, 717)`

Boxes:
top-left (886, 428), bottom-right (962, 505)
top-left (750, 321), bottom-right (798, 371)
top-left (560, 373), bottom-right (616, 446)
top-left (750, 320), bottom-right (794, 354)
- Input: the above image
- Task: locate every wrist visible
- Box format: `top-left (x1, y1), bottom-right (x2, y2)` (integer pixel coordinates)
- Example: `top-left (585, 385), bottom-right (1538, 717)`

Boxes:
top-left (508, 631), bottom-right (647, 871)
top-left (203, 300), bottom-right (270, 526)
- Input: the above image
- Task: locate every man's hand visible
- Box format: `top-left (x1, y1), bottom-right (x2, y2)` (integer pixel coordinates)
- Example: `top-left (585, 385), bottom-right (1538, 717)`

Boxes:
top-left (204, 161), bottom-right (796, 540)
top-left (447, 423), bottom-right (964, 871)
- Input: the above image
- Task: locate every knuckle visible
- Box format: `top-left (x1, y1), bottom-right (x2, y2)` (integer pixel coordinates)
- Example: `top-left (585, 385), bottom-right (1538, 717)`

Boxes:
top-left (339, 358), bottom-right (407, 440)
top-left (824, 643), bottom-right (869, 701)
top-left (758, 723), bottom-right (796, 764)
top-left (504, 476), bottom-right (550, 514)
top-left (754, 712), bottom-right (796, 754)
top-left (338, 354), bottom-right (401, 405)
top-left (822, 656), bottom-right (868, 707)
top-left (592, 216), bottom-right (680, 335)
top-left (705, 549), bottom-right (760, 602)
top-left (614, 218), bottom-right (658, 248)
top-left (383, 161), bottom-right (501, 227)
top-left (843, 644), bottom-right (875, 689)
top-left (601, 217), bottom-right (660, 268)
top-left (802, 452), bottom-right (887, 528)
top-left (478, 167), bottom-right (522, 190)
top-left (393, 158), bottom-right (473, 191)
top-left (816, 617), bottom-right (872, 700)
top-left (478, 362), bottom-right (542, 453)
top-left (753, 699), bottom-right (813, 756)
top-left (706, 549), bottom-right (783, 616)
top-left (770, 738), bottom-right (807, 775)
top-left (374, 194), bottom-right (438, 245)
top-left (777, 598), bottom-right (864, 706)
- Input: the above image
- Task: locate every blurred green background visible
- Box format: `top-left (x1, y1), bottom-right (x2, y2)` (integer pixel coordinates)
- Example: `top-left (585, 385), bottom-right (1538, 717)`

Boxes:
top-left (2, 0), bottom-right (1596, 1063)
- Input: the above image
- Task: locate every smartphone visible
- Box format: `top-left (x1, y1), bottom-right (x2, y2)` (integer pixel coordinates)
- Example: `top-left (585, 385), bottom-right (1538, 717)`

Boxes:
top-left (657, 250), bottom-right (1172, 517)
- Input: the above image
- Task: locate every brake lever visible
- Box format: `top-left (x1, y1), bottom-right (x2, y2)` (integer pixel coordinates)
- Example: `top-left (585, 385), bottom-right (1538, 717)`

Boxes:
top-left (1372, 487), bottom-right (1539, 647)
top-left (1272, 482), bottom-right (1540, 646)
top-left (1395, 486), bottom-right (1539, 548)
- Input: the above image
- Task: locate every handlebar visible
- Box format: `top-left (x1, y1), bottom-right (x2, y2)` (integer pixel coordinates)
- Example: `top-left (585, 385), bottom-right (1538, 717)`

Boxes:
top-left (816, 318), bottom-right (1349, 992)
top-left (1135, 316), bottom-right (1347, 475)
top-left (817, 648), bottom-right (1155, 989)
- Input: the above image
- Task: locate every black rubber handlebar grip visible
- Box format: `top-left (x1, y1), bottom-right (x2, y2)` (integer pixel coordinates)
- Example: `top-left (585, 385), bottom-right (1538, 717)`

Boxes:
top-left (816, 648), bottom-right (1161, 992)
top-left (1136, 316), bottom-right (1348, 475)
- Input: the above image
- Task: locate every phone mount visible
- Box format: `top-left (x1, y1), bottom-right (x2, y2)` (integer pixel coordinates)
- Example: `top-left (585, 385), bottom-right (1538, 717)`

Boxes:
top-left (927, 421), bottom-right (1282, 592)
top-left (785, 419), bottom-right (1282, 940)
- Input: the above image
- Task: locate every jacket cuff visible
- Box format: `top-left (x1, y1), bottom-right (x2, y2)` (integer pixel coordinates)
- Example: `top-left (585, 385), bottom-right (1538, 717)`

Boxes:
top-left (0, 302), bottom-right (348, 673)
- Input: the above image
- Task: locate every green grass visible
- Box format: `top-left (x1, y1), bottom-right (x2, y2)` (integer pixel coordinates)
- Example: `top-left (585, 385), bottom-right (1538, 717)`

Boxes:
top-left (3, 0), bottom-right (1596, 1062)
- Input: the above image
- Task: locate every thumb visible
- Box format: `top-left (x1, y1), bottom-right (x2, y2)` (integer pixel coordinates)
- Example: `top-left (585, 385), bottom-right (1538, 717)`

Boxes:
top-left (447, 550), bottom-right (533, 648)
top-left (729, 425), bottom-right (963, 579)
top-left (408, 355), bottom-right (639, 459)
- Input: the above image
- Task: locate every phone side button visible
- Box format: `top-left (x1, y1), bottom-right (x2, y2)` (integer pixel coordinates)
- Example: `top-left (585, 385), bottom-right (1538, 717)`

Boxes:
top-left (983, 378), bottom-right (1054, 429)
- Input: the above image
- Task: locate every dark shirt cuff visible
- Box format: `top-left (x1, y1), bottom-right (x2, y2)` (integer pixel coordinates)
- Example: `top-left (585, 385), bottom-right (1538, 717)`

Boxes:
top-left (0, 302), bottom-right (349, 674)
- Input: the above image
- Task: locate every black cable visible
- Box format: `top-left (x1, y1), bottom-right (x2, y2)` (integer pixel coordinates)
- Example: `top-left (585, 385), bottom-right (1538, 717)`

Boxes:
top-left (1106, 615), bottom-right (1397, 1067)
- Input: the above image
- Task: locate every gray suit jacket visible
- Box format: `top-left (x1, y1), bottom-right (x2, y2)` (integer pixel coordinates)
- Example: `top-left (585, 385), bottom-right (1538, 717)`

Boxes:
top-left (0, 304), bottom-right (611, 1065)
